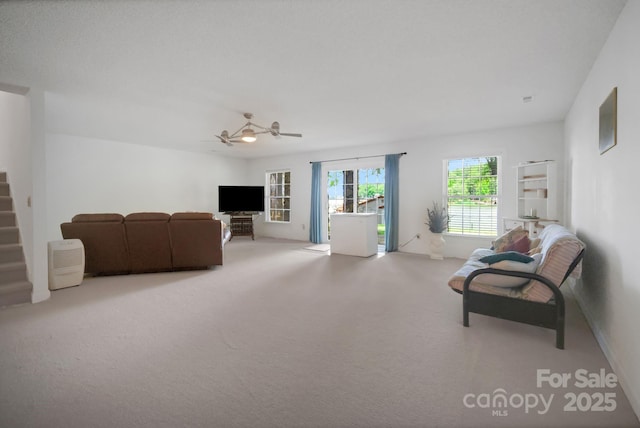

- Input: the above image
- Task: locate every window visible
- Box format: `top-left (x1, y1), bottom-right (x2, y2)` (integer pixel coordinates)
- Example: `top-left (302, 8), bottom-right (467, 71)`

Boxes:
top-left (267, 170), bottom-right (291, 222)
top-left (446, 156), bottom-right (499, 236)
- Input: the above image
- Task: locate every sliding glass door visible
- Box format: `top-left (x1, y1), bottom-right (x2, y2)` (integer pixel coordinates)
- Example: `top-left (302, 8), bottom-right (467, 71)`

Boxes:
top-left (327, 168), bottom-right (385, 244)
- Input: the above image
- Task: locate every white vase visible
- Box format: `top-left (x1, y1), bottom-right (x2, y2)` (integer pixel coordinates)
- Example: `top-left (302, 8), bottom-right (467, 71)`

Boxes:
top-left (430, 233), bottom-right (445, 260)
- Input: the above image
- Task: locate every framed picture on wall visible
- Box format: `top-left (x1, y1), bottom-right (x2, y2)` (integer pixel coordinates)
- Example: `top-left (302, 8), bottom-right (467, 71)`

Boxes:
top-left (599, 87), bottom-right (617, 155)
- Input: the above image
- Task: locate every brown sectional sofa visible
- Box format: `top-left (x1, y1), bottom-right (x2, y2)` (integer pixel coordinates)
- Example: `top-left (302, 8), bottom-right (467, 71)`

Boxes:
top-left (61, 212), bottom-right (230, 276)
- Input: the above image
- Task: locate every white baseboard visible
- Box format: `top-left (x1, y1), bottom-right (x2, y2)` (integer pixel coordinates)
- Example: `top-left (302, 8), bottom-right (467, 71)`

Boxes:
top-left (31, 288), bottom-right (50, 303)
top-left (570, 282), bottom-right (640, 421)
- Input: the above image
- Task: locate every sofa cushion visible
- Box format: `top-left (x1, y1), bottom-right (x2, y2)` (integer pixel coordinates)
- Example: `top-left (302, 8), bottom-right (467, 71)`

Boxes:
top-left (124, 212), bottom-right (172, 273)
top-left (170, 212), bottom-right (213, 221)
top-left (169, 213), bottom-right (223, 268)
top-left (72, 213), bottom-right (124, 223)
top-left (61, 215), bottom-right (129, 274)
top-left (125, 212), bottom-right (170, 222)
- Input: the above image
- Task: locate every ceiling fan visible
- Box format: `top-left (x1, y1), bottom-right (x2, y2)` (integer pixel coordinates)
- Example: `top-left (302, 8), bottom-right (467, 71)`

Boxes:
top-left (215, 112), bottom-right (302, 146)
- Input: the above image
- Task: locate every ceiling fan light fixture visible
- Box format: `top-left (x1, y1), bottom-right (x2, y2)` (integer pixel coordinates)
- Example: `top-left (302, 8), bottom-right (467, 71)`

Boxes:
top-left (214, 113), bottom-right (301, 146)
top-left (241, 128), bottom-right (256, 143)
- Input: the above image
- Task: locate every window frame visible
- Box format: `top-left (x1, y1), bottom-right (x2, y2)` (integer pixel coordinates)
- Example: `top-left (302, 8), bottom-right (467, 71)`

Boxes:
top-left (266, 170), bottom-right (291, 223)
top-left (444, 156), bottom-right (501, 237)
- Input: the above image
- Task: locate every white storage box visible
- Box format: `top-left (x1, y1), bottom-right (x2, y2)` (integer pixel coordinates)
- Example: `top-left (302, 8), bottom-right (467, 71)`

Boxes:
top-left (329, 213), bottom-right (378, 257)
top-left (48, 239), bottom-right (85, 290)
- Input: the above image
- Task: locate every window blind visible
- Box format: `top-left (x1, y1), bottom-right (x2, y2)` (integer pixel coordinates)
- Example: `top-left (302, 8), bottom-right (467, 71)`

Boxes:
top-left (446, 157), bottom-right (499, 236)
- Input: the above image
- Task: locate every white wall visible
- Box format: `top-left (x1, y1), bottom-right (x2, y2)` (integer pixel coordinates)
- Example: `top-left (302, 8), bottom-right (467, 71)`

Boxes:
top-left (30, 88), bottom-right (49, 303)
top-left (248, 120), bottom-right (564, 258)
top-left (564, 0), bottom-right (640, 417)
top-left (0, 90), bottom-right (34, 283)
top-left (46, 134), bottom-right (248, 242)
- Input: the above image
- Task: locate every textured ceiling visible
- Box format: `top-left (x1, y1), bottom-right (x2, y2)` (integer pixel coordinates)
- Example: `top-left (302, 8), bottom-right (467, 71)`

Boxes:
top-left (0, 0), bottom-right (626, 158)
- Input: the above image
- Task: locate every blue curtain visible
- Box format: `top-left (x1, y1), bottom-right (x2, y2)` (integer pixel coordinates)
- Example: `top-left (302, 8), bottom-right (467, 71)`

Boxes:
top-left (309, 162), bottom-right (323, 243)
top-left (384, 154), bottom-right (400, 252)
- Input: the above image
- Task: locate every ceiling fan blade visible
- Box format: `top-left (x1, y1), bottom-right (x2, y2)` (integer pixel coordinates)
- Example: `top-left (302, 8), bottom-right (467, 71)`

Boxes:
top-left (279, 132), bottom-right (302, 138)
top-left (214, 134), bottom-right (235, 146)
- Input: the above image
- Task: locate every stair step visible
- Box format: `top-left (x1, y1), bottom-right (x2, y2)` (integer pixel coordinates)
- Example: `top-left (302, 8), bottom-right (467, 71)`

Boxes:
top-left (0, 244), bottom-right (24, 264)
top-left (0, 196), bottom-right (12, 212)
top-left (0, 280), bottom-right (32, 307)
top-left (0, 212), bottom-right (16, 227)
top-left (0, 227), bottom-right (19, 245)
top-left (0, 173), bottom-right (29, 307)
top-left (0, 261), bottom-right (28, 283)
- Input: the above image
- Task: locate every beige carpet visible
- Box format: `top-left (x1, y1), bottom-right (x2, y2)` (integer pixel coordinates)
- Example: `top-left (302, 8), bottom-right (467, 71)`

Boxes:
top-left (0, 238), bottom-right (638, 428)
top-left (303, 243), bottom-right (331, 252)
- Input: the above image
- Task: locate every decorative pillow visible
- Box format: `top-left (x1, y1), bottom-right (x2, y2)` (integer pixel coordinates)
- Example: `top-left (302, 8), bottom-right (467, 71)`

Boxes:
top-left (527, 237), bottom-right (542, 255)
top-left (528, 246), bottom-right (542, 255)
top-left (503, 235), bottom-right (531, 254)
top-left (479, 251), bottom-right (534, 264)
top-left (473, 253), bottom-right (543, 288)
top-left (493, 226), bottom-right (529, 253)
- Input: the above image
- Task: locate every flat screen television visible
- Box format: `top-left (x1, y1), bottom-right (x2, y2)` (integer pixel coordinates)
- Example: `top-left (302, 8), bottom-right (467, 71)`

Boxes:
top-left (218, 185), bottom-right (265, 213)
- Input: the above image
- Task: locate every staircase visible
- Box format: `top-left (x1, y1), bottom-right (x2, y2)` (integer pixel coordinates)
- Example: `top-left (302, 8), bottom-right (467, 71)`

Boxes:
top-left (0, 172), bottom-right (32, 307)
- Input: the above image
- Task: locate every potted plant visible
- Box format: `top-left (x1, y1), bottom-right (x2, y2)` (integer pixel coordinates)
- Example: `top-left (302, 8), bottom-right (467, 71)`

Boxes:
top-left (426, 201), bottom-right (449, 233)
top-left (426, 201), bottom-right (448, 260)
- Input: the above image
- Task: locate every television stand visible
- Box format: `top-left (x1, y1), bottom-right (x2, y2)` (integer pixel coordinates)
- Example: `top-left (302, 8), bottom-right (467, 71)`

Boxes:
top-left (227, 212), bottom-right (256, 240)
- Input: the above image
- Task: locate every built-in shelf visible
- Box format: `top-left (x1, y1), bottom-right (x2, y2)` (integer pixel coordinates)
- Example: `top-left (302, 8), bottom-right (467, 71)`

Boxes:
top-left (505, 160), bottom-right (558, 236)
top-left (516, 160), bottom-right (556, 220)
